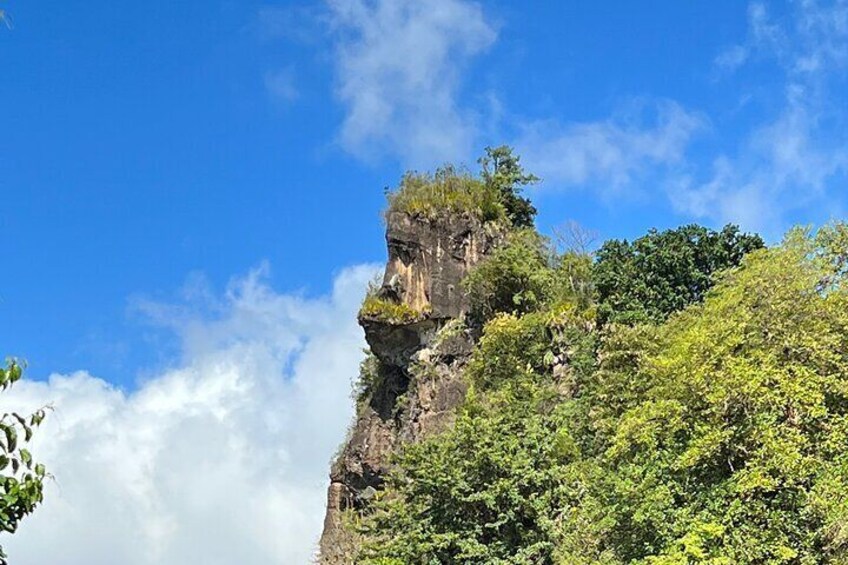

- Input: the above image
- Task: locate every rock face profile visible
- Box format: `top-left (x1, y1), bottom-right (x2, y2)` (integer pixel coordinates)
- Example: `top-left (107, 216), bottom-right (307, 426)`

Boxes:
top-left (317, 210), bottom-right (502, 563)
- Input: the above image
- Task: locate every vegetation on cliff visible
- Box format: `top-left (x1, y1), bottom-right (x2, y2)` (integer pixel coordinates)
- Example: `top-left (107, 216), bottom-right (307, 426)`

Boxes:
top-left (340, 150), bottom-right (848, 564)
top-left (385, 146), bottom-right (537, 228)
top-left (360, 293), bottom-right (432, 325)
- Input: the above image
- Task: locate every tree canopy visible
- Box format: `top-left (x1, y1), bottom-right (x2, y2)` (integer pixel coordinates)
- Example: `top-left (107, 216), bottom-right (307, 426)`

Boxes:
top-left (594, 224), bottom-right (764, 324)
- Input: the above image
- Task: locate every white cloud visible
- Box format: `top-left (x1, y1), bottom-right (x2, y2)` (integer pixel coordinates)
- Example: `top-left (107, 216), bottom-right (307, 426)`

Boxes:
top-left (265, 67), bottom-right (299, 102)
top-left (327, 0), bottom-right (496, 167)
top-left (714, 3), bottom-right (787, 73)
top-left (516, 101), bottom-right (705, 195)
top-left (715, 44), bottom-right (750, 71)
top-left (0, 264), bottom-right (379, 565)
top-left (675, 0), bottom-right (848, 232)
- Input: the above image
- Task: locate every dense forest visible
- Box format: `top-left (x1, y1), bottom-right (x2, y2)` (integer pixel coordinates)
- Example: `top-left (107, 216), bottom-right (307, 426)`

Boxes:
top-left (332, 148), bottom-right (848, 564)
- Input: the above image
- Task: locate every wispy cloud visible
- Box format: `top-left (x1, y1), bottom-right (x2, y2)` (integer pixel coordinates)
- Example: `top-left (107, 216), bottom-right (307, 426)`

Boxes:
top-left (264, 66), bottom-right (299, 102)
top-left (0, 264), bottom-right (379, 565)
top-left (516, 101), bottom-right (705, 196)
top-left (676, 0), bottom-right (848, 232)
top-left (326, 0), bottom-right (496, 167)
top-left (715, 2), bottom-right (787, 72)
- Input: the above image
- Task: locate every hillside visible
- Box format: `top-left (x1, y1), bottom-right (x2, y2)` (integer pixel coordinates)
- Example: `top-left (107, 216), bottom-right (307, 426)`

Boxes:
top-left (318, 149), bottom-right (848, 564)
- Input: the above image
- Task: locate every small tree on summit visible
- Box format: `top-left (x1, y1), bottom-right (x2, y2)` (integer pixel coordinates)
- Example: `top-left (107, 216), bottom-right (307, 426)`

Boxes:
top-left (478, 145), bottom-right (538, 228)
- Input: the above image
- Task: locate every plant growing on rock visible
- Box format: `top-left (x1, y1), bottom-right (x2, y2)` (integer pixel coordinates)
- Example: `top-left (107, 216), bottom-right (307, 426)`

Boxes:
top-left (359, 294), bottom-right (431, 325)
top-left (385, 165), bottom-right (505, 223)
top-left (463, 229), bottom-right (557, 325)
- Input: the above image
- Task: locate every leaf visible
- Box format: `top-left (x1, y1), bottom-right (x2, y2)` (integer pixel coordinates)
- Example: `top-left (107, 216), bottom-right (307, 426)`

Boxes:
top-left (12, 413), bottom-right (33, 442)
top-left (3, 426), bottom-right (16, 454)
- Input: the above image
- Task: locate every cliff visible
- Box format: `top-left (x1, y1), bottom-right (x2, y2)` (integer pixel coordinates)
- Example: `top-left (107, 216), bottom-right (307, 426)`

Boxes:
top-left (317, 210), bottom-right (503, 563)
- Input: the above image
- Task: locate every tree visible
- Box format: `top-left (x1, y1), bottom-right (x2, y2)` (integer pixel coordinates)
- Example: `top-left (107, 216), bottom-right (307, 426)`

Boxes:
top-left (478, 145), bottom-right (539, 228)
top-left (552, 220), bottom-right (599, 256)
top-left (0, 360), bottom-right (48, 565)
top-left (593, 224), bottom-right (764, 324)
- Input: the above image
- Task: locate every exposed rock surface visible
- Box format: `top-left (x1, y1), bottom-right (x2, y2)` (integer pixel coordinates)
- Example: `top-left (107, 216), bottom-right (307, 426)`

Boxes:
top-left (317, 212), bottom-right (503, 563)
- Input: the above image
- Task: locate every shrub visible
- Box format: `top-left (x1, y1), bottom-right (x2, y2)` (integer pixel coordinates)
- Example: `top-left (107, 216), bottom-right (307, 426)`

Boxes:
top-left (357, 379), bottom-right (577, 565)
top-left (463, 229), bottom-right (557, 324)
top-left (555, 250), bottom-right (595, 314)
top-left (351, 351), bottom-right (380, 405)
top-left (466, 312), bottom-right (551, 390)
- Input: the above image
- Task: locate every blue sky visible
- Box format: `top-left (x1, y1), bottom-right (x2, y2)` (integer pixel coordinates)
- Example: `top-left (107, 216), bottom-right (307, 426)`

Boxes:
top-left (1, 1), bottom-right (847, 563)
top-left (2, 0), bottom-right (846, 384)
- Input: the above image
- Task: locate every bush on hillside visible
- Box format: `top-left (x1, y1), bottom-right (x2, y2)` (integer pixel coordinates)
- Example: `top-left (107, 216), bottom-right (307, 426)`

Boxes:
top-left (463, 230), bottom-right (557, 324)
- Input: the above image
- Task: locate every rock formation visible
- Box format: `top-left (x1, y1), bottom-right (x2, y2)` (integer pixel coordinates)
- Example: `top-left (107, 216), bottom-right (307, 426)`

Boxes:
top-left (317, 211), bottom-right (503, 563)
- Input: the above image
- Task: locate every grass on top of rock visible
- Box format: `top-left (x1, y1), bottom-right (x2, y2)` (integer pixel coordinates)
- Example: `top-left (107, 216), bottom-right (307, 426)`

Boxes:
top-left (384, 146), bottom-right (539, 227)
top-left (385, 165), bottom-right (506, 223)
top-left (359, 294), bottom-right (431, 325)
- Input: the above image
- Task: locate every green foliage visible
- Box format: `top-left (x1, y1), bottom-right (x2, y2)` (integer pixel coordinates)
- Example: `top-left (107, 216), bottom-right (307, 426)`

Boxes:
top-left (351, 350), bottom-right (381, 405)
top-left (463, 229), bottom-right (597, 326)
top-left (354, 222), bottom-right (848, 564)
top-left (478, 146), bottom-right (539, 228)
top-left (557, 225), bottom-right (848, 563)
top-left (464, 230), bottom-right (557, 324)
top-left (360, 294), bottom-right (431, 325)
top-left (466, 312), bottom-right (552, 390)
top-left (0, 360), bottom-right (48, 565)
top-left (556, 249), bottom-right (596, 315)
top-left (385, 165), bottom-right (506, 223)
top-left (359, 380), bottom-right (578, 564)
top-left (384, 147), bottom-right (540, 229)
top-left (594, 224), bottom-right (764, 324)
top-left (357, 310), bottom-right (597, 564)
